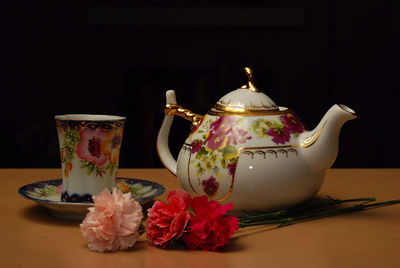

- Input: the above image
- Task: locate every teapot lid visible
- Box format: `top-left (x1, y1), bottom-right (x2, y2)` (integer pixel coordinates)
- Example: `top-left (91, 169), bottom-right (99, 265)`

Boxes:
top-left (209, 67), bottom-right (280, 116)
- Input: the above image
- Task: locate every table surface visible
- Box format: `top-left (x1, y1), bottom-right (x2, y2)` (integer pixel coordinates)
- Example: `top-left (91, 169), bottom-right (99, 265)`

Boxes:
top-left (1, 168), bottom-right (399, 267)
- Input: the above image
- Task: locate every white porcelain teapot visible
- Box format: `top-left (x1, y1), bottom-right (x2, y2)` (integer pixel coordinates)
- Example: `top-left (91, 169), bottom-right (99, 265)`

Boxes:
top-left (157, 67), bottom-right (357, 214)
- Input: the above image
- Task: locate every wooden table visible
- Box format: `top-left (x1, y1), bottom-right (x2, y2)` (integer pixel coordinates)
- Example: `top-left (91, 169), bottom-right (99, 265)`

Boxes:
top-left (1, 169), bottom-right (400, 267)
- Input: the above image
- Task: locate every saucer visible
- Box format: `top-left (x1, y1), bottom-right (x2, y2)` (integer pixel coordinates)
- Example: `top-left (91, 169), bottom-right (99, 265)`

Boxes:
top-left (19, 178), bottom-right (165, 220)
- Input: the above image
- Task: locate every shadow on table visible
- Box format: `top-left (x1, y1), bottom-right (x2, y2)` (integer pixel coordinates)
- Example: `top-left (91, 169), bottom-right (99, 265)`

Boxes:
top-left (19, 204), bottom-right (81, 226)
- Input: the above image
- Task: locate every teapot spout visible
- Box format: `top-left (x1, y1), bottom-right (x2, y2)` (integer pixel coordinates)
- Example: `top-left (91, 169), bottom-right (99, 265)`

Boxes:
top-left (299, 104), bottom-right (357, 172)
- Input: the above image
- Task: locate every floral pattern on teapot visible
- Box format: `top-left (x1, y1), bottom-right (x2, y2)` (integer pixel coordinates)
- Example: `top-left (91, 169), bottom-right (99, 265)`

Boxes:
top-left (252, 113), bottom-right (306, 144)
top-left (186, 112), bottom-right (306, 198)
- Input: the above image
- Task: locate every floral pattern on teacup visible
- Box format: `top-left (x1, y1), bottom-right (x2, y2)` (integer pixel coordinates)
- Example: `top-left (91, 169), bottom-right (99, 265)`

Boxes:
top-left (59, 127), bottom-right (123, 178)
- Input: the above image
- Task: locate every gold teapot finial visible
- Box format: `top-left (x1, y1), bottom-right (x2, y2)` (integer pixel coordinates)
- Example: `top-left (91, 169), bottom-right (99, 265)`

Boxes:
top-left (241, 67), bottom-right (259, 92)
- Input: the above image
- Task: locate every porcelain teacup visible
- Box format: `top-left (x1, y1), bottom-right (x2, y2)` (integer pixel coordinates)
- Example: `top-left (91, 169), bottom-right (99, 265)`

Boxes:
top-left (55, 114), bottom-right (126, 202)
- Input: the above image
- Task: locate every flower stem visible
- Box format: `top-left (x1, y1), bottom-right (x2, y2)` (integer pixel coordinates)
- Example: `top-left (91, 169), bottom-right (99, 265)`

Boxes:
top-left (287, 199), bottom-right (400, 225)
top-left (239, 218), bottom-right (293, 227)
top-left (239, 196), bottom-right (375, 224)
top-left (290, 196), bottom-right (376, 212)
top-left (139, 222), bottom-right (146, 235)
top-left (239, 198), bottom-right (400, 228)
top-left (239, 210), bottom-right (288, 224)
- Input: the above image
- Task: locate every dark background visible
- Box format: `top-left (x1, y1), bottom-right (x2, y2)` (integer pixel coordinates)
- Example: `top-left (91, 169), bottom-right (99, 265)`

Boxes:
top-left (1, 0), bottom-right (399, 168)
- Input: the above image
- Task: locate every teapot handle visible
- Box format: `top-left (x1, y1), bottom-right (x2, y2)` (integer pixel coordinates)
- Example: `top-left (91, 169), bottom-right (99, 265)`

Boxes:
top-left (164, 104), bottom-right (203, 129)
top-left (156, 90), bottom-right (203, 175)
top-left (157, 90), bottom-right (178, 175)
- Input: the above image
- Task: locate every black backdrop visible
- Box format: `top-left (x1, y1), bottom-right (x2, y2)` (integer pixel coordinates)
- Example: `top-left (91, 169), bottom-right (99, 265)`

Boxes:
top-left (1, 0), bottom-right (399, 168)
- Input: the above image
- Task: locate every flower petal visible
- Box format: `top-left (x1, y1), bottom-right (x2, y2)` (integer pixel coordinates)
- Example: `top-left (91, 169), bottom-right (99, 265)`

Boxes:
top-left (80, 188), bottom-right (143, 252)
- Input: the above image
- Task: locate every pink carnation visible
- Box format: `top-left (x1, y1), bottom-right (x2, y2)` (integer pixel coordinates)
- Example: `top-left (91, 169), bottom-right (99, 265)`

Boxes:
top-left (183, 196), bottom-right (239, 251)
top-left (80, 188), bottom-right (143, 252)
top-left (146, 190), bottom-right (191, 248)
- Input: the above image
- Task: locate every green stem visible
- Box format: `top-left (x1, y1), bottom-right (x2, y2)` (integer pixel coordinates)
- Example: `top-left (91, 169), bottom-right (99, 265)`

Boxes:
top-left (239, 197), bottom-right (375, 224)
top-left (139, 222), bottom-right (146, 235)
top-left (239, 199), bottom-right (400, 228)
top-left (239, 217), bottom-right (293, 228)
top-left (291, 196), bottom-right (376, 212)
top-left (239, 210), bottom-right (288, 224)
top-left (290, 199), bottom-right (400, 224)
top-left (284, 196), bottom-right (376, 216)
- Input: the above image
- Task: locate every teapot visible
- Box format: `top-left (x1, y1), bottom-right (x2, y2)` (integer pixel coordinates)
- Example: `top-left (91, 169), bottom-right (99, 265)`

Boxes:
top-left (157, 67), bottom-right (357, 214)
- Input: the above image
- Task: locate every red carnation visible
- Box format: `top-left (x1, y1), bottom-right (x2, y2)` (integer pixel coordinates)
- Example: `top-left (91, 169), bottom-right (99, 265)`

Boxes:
top-left (146, 190), bottom-right (192, 248)
top-left (183, 196), bottom-right (239, 251)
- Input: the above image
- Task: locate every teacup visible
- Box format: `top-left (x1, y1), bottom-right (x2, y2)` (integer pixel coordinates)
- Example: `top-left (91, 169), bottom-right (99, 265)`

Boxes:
top-left (55, 114), bottom-right (126, 202)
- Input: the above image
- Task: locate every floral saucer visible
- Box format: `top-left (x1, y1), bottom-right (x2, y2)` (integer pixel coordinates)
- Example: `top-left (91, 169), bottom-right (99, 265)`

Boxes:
top-left (19, 178), bottom-right (165, 220)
